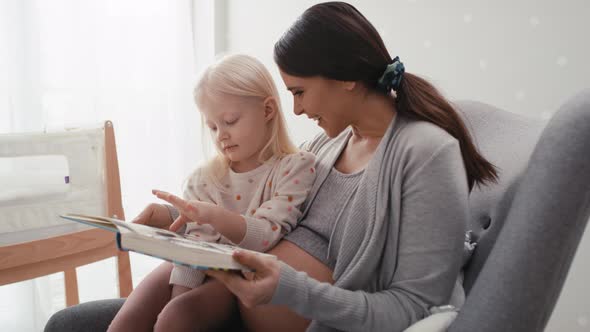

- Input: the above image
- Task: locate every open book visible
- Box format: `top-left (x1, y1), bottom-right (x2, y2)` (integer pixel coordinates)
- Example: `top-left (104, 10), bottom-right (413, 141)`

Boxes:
top-left (59, 213), bottom-right (276, 271)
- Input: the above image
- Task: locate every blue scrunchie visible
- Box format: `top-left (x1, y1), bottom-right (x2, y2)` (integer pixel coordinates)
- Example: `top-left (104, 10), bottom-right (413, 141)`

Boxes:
top-left (377, 56), bottom-right (405, 93)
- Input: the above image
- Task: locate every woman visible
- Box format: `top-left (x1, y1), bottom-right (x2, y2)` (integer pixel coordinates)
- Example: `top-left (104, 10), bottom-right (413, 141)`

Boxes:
top-left (45, 2), bottom-right (497, 332)
top-left (159, 2), bottom-right (497, 331)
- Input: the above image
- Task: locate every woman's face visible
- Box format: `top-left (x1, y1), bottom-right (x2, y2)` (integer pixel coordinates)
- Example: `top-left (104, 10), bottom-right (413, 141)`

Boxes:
top-left (280, 70), bottom-right (354, 138)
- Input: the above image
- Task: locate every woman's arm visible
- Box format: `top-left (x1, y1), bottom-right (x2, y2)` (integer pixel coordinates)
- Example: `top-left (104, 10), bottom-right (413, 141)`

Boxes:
top-left (208, 140), bottom-right (468, 332)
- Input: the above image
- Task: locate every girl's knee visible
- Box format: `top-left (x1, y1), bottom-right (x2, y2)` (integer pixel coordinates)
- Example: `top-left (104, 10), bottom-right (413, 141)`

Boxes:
top-left (154, 285), bottom-right (236, 332)
top-left (154, 301), bottom-right (188, 332)
top-left (154, 295), bottom-right (209, 332)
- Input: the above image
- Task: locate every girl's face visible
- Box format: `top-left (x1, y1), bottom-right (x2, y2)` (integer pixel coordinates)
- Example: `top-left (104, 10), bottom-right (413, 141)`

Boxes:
top-left (279, 70), bottom-right (355, 138)
top-left (200, 95), bottom-right (274, 173)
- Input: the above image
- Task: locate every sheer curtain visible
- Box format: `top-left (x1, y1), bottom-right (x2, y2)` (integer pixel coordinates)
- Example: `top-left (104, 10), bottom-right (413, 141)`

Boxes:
top-left (0, 0), bottom-right (215, 330)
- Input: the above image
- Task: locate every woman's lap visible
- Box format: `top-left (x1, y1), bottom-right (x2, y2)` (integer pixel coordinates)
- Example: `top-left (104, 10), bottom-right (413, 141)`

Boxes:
top-left (44, 298), bottom-right (125, 332)
top-left (45, 240), bottom-right (332, 332)
top-left (45, 262), bottom-right (175, 332)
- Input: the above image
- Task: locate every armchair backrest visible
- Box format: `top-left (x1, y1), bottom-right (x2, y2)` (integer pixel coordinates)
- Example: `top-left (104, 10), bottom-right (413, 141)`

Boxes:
top-left (453, 101), bottom-right (547, 292)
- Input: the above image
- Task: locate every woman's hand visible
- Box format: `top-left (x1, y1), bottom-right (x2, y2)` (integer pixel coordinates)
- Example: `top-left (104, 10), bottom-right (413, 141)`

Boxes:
top-left (206, 250), bottom-right (281, 308)
top-left (130, 202), bottom-right (173, 229)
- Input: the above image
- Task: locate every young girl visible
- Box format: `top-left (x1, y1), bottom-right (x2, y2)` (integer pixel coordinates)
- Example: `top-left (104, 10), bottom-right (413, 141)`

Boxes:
top-left (107, 54), bottom-right (316, 332)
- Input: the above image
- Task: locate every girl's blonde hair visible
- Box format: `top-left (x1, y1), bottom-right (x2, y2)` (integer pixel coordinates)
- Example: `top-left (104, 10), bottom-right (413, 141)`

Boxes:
top-left (193, 54), bottom-right (297, 186)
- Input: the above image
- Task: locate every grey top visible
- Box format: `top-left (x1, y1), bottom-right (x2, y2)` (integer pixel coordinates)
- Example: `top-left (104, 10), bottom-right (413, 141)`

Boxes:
top-left (284, 165), bottom-right (364, 270)
top-left (269, 113), bottom-right (469, 332)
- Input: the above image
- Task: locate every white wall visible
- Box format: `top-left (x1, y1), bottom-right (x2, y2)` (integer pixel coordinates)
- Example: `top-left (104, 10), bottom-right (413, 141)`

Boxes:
top-left (224, 0), bottom-right (590, 145)
top-left (222, 1), bottom-right (590, 331)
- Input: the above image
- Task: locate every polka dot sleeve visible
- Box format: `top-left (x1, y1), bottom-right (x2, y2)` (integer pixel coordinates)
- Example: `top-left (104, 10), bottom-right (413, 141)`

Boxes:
top-left (238, 151), bottom-right (317, 252)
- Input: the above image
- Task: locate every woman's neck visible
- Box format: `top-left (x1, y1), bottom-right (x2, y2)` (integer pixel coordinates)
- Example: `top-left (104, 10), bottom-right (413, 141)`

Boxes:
top-left (349, 93), bottom-right (396, 140)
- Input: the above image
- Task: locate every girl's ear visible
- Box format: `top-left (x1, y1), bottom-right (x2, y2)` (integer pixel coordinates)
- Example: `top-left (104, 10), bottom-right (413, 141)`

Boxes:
top-left (263, 97), bottom-right (278, 122)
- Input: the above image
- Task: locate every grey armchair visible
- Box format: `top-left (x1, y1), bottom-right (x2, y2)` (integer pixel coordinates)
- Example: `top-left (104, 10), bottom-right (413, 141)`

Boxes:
top-left (45, 91), bottom-right (590, 332)
top-left (450, 90), bottom-right (590, 331)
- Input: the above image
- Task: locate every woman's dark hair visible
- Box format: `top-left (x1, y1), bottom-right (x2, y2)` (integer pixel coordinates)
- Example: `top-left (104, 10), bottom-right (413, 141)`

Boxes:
top-left (274, 1), bottom-right (498, 191)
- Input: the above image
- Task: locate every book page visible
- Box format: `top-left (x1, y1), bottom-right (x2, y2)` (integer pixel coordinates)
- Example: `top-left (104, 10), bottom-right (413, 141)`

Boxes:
top-left (61, 213), bottom-right (276, 261)
top-left (60, 213), bottom-right (118, 232)
top-left (62, 213), bottom-right (183, 238)
top-left (167, 237), bottom-right (237, 254)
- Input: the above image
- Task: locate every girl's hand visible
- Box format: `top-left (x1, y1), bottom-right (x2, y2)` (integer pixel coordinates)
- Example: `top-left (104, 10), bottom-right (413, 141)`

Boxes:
top-left (151, 189), bottom-right (210, 232)
top-left (205, 250), bottom-right (281, 308)
top-left (153, 189), bottom-right (247, 244)
top-left (131, 203), bottom-right (173, 229)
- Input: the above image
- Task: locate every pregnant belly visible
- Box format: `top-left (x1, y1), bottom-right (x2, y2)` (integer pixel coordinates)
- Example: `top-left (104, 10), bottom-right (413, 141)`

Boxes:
top-left (239, 239), bottom-right (335, 332)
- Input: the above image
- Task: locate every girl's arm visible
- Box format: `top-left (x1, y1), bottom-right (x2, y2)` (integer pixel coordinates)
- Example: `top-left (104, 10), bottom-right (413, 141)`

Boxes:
top-left (156, 152), bottom-right (317, 250)
top-left (152, 190), bottom-right (249, 243)
top-left (237, 151), bottom-right (316, 251)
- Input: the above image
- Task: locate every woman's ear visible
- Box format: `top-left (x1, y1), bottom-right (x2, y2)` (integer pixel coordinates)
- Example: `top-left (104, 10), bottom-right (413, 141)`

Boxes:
top-left (342, 80), bottom-right (356, 91)
top-left (263, 97), bottom-right (278, 122)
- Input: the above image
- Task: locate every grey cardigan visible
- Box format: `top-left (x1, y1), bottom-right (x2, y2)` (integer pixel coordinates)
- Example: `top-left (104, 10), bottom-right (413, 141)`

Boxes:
top-left (270, 113), bottom-right (469, 332)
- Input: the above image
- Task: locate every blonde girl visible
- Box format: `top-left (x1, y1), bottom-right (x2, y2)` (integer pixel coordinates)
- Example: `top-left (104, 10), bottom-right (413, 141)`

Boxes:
top-left (107, 54), bottom-right (316, 332)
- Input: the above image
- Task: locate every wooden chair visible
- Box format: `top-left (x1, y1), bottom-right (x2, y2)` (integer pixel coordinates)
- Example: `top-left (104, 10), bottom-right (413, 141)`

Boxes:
top-left (0, 121), bottom-right (132, 306)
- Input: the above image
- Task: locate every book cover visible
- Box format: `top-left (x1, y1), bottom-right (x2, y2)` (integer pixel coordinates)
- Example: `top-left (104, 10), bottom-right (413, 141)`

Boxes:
top-left (59, 213), bottom-right (276, 271)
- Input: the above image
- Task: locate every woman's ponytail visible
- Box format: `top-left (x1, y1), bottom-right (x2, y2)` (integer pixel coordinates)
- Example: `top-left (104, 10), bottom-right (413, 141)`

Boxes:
top-left (395, 72), bottom-right (498, 191)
